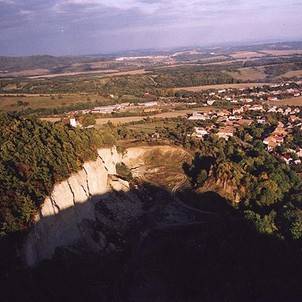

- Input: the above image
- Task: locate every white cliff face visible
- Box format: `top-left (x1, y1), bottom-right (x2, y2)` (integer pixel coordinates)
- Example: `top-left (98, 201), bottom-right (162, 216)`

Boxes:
top-left (23, 146), bottom-right (127, 267)
top-left (23, 145), bottom-right (185, 267)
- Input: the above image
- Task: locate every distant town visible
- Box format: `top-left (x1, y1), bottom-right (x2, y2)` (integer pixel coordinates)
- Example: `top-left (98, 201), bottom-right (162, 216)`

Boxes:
top-left (65, 81), bottom-right (302, 167)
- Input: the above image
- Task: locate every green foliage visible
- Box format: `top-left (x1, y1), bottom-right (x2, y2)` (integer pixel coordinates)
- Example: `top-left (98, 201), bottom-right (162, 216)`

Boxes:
top-left (245, 210), bottom-right (278, 235)
top-left (196, 169), bottom-right (208, 186)
top-left (184, 135), bottom-right (302, 240)
top-left (283, 208), bottom-right (302, 240)
top-left (0, 113), bottom-right (115, 236)
top-left (116, 163), bottom-right (133, 181)
top-left (79, 114), bottom-right (96, 127)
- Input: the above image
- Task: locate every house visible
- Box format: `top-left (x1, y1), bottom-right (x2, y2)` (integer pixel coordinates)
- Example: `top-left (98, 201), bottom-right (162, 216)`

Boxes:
top-left (257, 118), bottom-right (266, 124)
top-left (143, 101), bottom-right (158, 107)
top-left (235, 119), bottom-right (253, 126)
top-left (263, 136), bottom-right (277, 151)
top-left (289, 115), bottom-right (298, 123)
top-left (296, 149), bottom-right (302, 158)
top-left (70, 118), bottom-right (79, 128)
top-left (268, 97), bottom-right (279, 101)
top-left (194, 127), bottom-right (208, 139)
top-left (249, 105), bottom-right (264, 112)
top-left (233, 107), bottom-right (244, 115)
top-left (284, 107), bottom-right (292, 115)
top-left (244, 98), bottom-right (253, 103)
top-left (217, 126), bottom-right (234, 140)
top-left (207, 100), bottom-right (216, 106)
top-left (280, 154), bottom-right (292, 165)
top-left (268, 106), bottom-right (277, 113)
top-left (263, 134), bottom-right (284, 151)
top-left (91, 105), bottom-right (117, 114)
top-left (188, 112), bottom-right (209, 120)
top-left (228, 115), bottom-right (239, 121)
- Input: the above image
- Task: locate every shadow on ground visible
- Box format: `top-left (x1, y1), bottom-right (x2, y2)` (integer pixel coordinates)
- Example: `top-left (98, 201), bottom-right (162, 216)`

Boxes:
top-left (1, 183), bottom-right (302, 302)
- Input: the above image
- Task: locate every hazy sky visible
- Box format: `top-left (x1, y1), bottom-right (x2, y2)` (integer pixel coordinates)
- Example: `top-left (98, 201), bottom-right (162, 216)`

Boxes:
top-left (0, 0), bottom-right (302, 56)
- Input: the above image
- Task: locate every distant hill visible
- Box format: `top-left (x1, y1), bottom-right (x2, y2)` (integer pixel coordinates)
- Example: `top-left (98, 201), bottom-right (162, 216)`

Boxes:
top-left (0, 55), bottom-right (106, 72)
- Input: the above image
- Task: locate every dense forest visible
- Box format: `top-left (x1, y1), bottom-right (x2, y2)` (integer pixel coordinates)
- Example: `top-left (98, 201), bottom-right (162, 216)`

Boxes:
top-left (184, 135), bottom-right (302, 240)
top-left (0, 55), bottom-right (106, 73)
top-left (0, 114), bottom-right (116, 236)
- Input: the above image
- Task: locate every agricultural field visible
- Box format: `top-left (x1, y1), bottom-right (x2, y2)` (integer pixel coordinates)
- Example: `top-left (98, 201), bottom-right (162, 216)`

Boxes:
top-left (1, 42), bottom-right (302, 116)
top-left (29, 68), bottom-right (148, 79)
top-left (268, 96), bottom-right (302, 106)
top-left (261, 49), bottom-right (302, 56)
top-left (226, 67), bottom-right (267, 81)
top-left (95, 107), bottom-right (210, 126)
top-left (0, 93), bottom-right (109, 112)
top-left (173, 82), bottom-right (269, 92)
top-left (277, 69), bottom-right (302, 79)
top-left (230, 51), bottom-right (266, 59)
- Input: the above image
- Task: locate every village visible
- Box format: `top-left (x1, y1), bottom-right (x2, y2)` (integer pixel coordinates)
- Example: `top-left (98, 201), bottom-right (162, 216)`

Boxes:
top-left (189, 102), bottom-right (302, 167)
top-left (66, 81), bottom-right (302, 116)
top-left (65, 80), bottom-right (302, 167)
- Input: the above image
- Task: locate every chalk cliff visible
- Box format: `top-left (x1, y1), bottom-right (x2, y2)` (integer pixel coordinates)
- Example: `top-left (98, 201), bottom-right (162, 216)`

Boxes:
top-left (23, 145), bottom-right (187, 266)
top-left (23, 146), bottom-right (129, 266)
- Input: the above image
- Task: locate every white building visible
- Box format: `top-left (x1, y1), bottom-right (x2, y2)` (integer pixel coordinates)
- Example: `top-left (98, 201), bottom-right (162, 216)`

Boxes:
top-left (70, 118), bottom-right (78, 128)
top-left (207, 100), bottom-right (216, 106)
top-left (194, 127), bottom-right (208, 139)
top-left (188, 112), bottom-right (209, 121)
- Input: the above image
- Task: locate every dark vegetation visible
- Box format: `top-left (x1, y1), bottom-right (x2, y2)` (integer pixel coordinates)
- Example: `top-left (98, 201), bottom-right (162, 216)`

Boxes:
top-left (0, 55), bottom-right (107, 73)
top-left (1, 186), bottom-right (302, 302)
top-left (116, 163), bottom-right (133, 181)
top-left (0, 113), bottom-right (116, 236)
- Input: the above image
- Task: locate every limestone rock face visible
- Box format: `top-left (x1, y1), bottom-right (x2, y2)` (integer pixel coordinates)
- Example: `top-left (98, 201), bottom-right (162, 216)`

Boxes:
top-left (23, 145), bottom-right (188, 267)
top-left (97, 146), bottom-right (121, 175)
top-left (23, 147), bottom-right (126, 267)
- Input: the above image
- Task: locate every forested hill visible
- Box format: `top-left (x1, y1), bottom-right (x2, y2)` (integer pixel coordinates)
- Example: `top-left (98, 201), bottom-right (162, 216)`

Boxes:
top-left (0, 114), bottom-right (116, 236)
top-left (0, 55), bottom-right (99, 72)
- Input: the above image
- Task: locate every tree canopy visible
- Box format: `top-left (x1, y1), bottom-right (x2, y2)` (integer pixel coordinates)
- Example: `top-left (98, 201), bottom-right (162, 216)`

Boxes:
top-left (0, 113), bottom-right (116, 236)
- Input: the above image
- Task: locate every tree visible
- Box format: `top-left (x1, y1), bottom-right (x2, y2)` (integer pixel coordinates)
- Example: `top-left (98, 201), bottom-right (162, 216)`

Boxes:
top-left (80, 114), bottom-right (96, 127)
top-left (196, 169), bottom-right (208, 186)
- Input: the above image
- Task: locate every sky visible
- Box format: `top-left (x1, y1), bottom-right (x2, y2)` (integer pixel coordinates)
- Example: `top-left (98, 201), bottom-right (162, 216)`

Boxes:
top-left (0, 0), bottom-right (302, 56)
